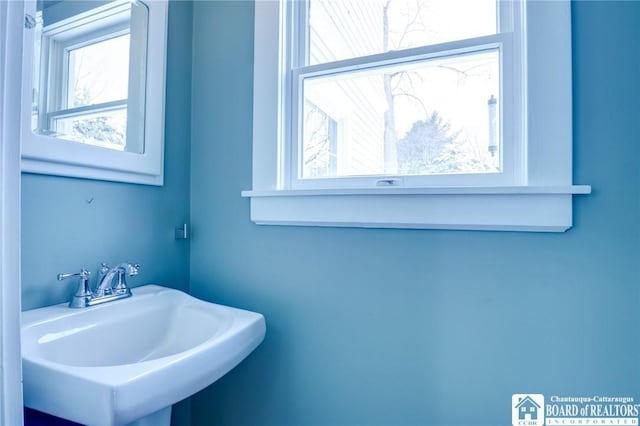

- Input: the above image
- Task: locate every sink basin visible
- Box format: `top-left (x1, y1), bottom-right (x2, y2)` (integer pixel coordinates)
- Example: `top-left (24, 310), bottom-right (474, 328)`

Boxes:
top-left (22, 285), bottom-right (266, 426)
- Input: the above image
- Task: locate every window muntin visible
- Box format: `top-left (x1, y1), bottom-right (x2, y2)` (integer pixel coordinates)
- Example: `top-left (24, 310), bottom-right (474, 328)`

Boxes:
top-left (288, 0), bottom-right (519, 189)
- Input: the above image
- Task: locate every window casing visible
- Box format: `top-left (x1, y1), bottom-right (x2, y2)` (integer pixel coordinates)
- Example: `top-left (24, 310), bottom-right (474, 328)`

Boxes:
top-left (244, 0), bottom-right (591, 232)
top-left (21, 0), bottom-right (168, 186)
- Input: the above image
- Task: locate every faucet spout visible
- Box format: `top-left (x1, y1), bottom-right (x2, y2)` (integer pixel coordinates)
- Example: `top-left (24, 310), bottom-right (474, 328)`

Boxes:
top-left (95, 263), bottom-right (140, 297)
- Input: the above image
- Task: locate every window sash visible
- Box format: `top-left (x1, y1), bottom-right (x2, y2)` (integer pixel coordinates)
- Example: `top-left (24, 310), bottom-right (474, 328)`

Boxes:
top-left (36, 0), bottom-right (131, 128)
top-left (282, 0), bottom-right (524, 190)
top-left (63, 30), bottom-right (129, 104)
top-left (49, 102), bottom-right (128, 151)
top-left (52, 28), bottom-right (130, 112)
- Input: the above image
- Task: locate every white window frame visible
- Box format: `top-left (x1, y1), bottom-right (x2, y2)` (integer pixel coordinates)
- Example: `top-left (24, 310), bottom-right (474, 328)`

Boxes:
top-left (243, 0), bottom-right (591, 232)
top-left (21, 0), bottom-right (168, 186)
top-left (290, 0), bottom-right (520, 190)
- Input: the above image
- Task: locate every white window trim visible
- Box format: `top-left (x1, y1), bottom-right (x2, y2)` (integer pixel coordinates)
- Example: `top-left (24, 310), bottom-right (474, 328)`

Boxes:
top-left (244, 0), bottom-right (591, 232)
top-left (21, 0), bottom-right (168, 186)
top-left (0, 0), bottom-right (24, 423)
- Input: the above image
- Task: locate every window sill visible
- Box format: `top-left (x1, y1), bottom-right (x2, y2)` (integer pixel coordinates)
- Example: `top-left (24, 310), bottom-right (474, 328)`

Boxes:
top-left (241, 185), bottom-right (591, 232)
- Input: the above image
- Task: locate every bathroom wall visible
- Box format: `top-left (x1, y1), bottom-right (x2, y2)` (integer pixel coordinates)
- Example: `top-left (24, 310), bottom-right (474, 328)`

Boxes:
top-left (21, 1), bottom-right (192, 311)
top-left (21, 2), bottom-right (193, 424)
top-left (189, 1), bottom-right (640, 425)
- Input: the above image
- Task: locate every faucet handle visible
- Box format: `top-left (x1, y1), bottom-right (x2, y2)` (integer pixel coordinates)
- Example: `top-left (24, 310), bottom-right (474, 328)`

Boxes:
top-left (57, 269), bottom-right (92, 308)
top-left (57, 268), bottom-right (91, 281)
top-left (112, 263), bottom-right (140, 295)
top-left (126, 263), bottom-right (140, 276)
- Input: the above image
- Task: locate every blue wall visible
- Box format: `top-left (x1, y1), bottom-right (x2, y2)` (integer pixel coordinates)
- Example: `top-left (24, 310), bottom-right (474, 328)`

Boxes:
top-left (19, 1), bottom-right (640, 425)
top-left (21, 2), bottom-right (193, 424)
top-left (189, 1), bottom-right (640, 425)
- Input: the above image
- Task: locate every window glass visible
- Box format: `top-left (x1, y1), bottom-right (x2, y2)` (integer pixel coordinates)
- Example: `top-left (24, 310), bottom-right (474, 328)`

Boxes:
top-left (308, 0), bottom-right (497, 65)
top-left (301, 49), bottom-right (500, 178)
top-left (302, 101), bottom-right (338, 178)
top-left (52, 108), bottom-right (127, 150)
top-left (66, 34), bottom-right (130, 108)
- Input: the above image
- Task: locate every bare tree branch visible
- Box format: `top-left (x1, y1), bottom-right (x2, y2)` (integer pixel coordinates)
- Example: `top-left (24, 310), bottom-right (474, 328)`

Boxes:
top-left (395, 0), bottom-right (425, 49)
top-left (393, 89), bottom-right (428, 117)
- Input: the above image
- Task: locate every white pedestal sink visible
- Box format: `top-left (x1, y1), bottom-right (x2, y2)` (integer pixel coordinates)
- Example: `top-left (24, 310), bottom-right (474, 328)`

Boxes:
top-left (22, 285), bottom-right (266, 426)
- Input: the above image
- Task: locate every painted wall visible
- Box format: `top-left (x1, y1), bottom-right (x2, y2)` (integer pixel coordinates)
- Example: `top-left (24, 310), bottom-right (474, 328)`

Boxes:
top-left (189, 1), bottom-right (640, 425)
top-left (21, 1), bottom-right (193, 425)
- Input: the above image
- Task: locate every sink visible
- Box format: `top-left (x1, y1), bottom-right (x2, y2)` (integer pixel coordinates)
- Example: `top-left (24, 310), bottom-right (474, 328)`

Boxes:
top-left (22, 285), bottom-right (266, 426)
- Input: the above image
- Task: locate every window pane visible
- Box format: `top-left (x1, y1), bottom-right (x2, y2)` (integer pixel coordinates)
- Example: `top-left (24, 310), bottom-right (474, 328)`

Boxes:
top-left (67, 34), bottom-right (130, 108)
top-left (301, 49), bottom-right (500, 179)
top-left (308, 0), bottom-right (497, 65)
top-left (52, 108), bottom-right (127, 151)
top-left (303, 101), bottom-right (338, 178)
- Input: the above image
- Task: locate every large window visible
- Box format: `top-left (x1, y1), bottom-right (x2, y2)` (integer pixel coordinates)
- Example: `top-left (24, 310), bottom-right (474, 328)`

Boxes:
top-left (245, 0), bottom-right (591, 231)
top-left (297, 0), bottom-right (507, 188)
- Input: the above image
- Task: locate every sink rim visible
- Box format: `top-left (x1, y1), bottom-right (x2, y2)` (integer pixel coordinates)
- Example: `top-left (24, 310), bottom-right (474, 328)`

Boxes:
top-left (22, 286), bottom-right (243, 376)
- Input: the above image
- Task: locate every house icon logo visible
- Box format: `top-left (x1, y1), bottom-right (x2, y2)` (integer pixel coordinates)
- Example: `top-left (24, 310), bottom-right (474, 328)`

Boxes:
top-left (512, 394), bottom-right (544, 426)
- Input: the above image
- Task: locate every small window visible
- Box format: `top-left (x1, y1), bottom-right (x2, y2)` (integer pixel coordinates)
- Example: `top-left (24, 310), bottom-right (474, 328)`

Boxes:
top-left (245, 0), bottom-right (591, 231)
top-left (31, 1), bottom-right (145, 154)
top-left (21, 0), bottom-right (168, 186)
top-left (53, 33), bottom-right (130, 150)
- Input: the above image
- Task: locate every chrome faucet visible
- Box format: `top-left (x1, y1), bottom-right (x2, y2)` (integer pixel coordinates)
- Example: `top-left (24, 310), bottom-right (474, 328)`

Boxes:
top-left (57, 262), bottom-right (140, 308)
